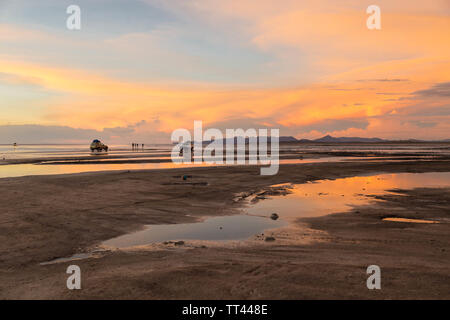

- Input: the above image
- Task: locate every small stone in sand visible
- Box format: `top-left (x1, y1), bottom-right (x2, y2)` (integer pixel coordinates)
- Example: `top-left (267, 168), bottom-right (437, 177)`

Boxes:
top-left (265, 236), bottom-right (276, 242)
top-left (164, 240), bottom-right (185, 246)
top-left (270, 213), bottom-right (279, 220)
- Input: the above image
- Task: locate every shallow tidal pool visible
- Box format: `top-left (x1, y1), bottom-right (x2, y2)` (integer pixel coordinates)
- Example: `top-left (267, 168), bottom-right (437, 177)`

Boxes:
top-left (100, 172), bottom-right (450, 249)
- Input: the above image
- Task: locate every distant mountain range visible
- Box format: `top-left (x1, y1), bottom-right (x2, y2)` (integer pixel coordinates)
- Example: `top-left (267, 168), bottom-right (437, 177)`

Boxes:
top-left (301, 135), bottom-right (385, 143)
top-left (294, 135), bottom-right (450, 143)
top-left (200, 135), bottom-right (449, 144)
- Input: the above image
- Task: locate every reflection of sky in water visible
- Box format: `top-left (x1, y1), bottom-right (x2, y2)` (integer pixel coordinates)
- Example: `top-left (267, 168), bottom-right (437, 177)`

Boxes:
top-left (0, 157), bottom-right (413, 179)
top-left (382, 218), bottom-right (438, 224)
top-left (102, 172), bottom-right (450, 248)
top-left (246, 172), bottom-right (450, 220)
top-left (2, 143), bottom-right (449, 159)
top-left (1, 143), bottom-right (448, 178)
top-left (103, 215), bottom-right (286, 248)
top-left (0, 144), bottom-right (170, 159)
top-left (284, 145), bottom-right (450, 154)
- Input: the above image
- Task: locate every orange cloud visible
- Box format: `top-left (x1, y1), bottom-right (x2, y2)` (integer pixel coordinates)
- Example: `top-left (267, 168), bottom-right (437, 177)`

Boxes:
top-left (1, 55), bottom-right (448, 140)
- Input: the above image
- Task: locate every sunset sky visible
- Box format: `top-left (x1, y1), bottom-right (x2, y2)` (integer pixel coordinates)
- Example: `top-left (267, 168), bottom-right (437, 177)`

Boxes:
top-left (0, 0), bottom-right (449, 143)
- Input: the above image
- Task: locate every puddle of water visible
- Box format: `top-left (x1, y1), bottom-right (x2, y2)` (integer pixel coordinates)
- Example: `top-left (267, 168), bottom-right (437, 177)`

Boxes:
top-left (383, 218), bottom-right (439, 224)
top-left (102, 215), bottom-right (286, 249)
top-left (245, 172), bottom-right (450, 221)
top-left (0, 157), bottom-right (364, 179)
top-left (100, 172), bottom-right (450, 249)
top-left (40, 253), bottom-right (94, 265)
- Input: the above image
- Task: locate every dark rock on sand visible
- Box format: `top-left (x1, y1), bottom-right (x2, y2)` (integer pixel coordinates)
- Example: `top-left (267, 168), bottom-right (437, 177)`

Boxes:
top-left (270, 213), bottom-right (279, 220)
top-left (163, 240), bottom-right (185, 246)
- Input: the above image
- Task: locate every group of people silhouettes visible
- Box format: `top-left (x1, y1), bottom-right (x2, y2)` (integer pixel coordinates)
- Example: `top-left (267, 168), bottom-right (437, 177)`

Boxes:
top-left (132, 143), bottom-right (144, 150)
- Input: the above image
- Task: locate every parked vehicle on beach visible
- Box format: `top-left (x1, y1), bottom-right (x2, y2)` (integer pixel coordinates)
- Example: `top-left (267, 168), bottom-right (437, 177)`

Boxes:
top-left (90, 139), bottom-right (108, 152)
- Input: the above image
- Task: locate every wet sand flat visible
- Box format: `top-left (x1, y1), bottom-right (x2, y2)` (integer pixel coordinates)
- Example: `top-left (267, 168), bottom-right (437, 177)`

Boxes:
top-left (0, 160), bottom-right (449, 299)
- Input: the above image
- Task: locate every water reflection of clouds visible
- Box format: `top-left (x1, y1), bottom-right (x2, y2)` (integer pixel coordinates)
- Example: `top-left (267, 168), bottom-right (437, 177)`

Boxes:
top-left (101, 172), bottom-right (450, 248)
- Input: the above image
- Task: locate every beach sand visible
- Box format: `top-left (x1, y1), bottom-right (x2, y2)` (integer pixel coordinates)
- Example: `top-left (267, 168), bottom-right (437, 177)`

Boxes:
top-left (0, 160), bottom-right (449, 299)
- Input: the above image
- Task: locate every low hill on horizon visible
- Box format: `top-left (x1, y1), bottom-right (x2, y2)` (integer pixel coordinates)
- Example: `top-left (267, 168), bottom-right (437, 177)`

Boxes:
top-left (214, 135), bottom-right (449, 143)
top-left (181, 135), bottom-right (450, 145)
top-left (310, 135), bottom-right (385, 143)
